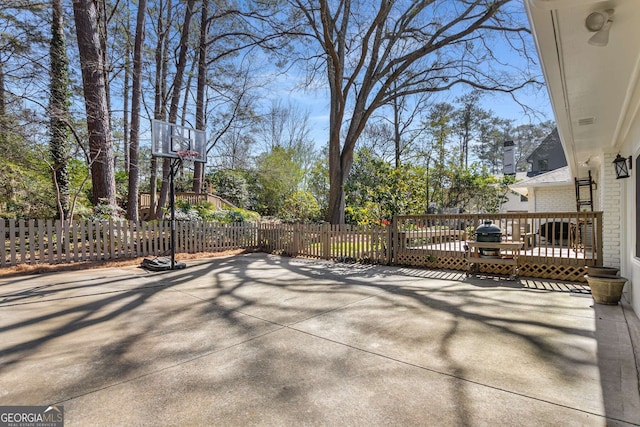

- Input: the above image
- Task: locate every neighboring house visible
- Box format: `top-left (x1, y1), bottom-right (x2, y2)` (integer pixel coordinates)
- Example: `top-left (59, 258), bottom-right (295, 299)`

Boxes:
top-left (525, 1), bottom-right (640, 312)
top-left (505, 129), bottom-right (578, 213)
top-left (526, 128), bottom-right (567, 177)
top-left (509, 166), bottom-right (582, 212)
top-left (500, 172), bottom-right (529, 213)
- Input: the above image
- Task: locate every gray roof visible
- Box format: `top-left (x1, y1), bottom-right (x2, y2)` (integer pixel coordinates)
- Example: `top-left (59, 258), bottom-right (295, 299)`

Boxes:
top-left (526, 128), bottom-right (560, 163)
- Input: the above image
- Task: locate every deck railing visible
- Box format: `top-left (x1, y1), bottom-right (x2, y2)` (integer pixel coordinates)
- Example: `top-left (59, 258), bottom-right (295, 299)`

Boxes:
top-left (392, 212), bottom-right (602, 281)
top-left (139, 192), bottom-right (235, 210)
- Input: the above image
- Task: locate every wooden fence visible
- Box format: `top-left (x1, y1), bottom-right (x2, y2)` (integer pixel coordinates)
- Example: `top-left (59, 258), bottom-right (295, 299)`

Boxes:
top-left (259, 223), bottom-right (388, 264)
top-left (1, 219), bottom-right (258, 267)
top-left (2, 212), bottom-right (603, 282)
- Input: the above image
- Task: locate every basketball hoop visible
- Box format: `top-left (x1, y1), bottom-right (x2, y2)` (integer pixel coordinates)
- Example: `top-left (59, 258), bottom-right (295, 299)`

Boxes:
top-left (176, 150), bottom-right (199, 167)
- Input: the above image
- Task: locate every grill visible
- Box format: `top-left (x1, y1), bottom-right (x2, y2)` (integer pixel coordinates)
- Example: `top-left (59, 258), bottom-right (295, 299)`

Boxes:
top-left (475, 220), bottom-right (502, 257)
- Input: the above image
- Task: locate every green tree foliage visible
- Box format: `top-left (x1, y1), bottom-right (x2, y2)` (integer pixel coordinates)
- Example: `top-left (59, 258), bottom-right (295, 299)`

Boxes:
top-left (0, 1), bottom-right (555, 222)
top-left (453, 92), bottom-right (491, 169)
top-left (279, 190), bottom-right (321, 223)
top-left (306, 157), bottom-right (330, 219)
top-left (423, 102), bottom-right (455, 209)
top-left (173, 199), bottom-right (260, 223)
top-left (471, 174), bottom-right (518, 214)
top-left (0, 161), bottom-right (56, 219)
top-left (251, 146), bottom-right (302, 216)
top-left (345, 149), bottom-right (427, 224)
top-left (281, 0), bottom-right (542, 223)
top-left (208, 169), bottom-right (250, 208)
top-left (343, 147), bottom-right (524, 222)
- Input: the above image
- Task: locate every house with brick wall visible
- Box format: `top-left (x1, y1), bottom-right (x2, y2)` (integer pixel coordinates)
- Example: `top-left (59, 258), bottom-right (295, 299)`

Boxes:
top-left (506, 128), bottom-right (582, 213)
top-left (525, 0), bottom-right (639, 311)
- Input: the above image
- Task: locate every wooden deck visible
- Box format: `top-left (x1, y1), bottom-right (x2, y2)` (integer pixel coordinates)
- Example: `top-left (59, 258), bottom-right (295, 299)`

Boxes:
top-left (393, 212), bottom-right (602, 282)
top-left (403, 240), bottom-right (595, 260)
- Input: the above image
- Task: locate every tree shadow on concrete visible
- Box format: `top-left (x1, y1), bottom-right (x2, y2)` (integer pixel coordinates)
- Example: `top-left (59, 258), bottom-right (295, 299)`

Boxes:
top-left (0, 253), bottom-right (631, 424)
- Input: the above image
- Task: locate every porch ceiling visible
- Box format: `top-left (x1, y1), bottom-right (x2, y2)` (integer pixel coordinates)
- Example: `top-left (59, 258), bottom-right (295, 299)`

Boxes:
top-left (525, 0), bottom-right (640, 175)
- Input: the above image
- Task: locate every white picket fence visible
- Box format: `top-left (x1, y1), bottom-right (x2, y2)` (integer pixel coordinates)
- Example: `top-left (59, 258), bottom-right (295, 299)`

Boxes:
top-left (1, 219), bottom-right (259, 267)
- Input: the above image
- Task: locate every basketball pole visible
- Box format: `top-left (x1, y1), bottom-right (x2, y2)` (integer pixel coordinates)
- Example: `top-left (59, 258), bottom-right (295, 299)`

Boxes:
top-left (170, 158), bottom-right (178, 270)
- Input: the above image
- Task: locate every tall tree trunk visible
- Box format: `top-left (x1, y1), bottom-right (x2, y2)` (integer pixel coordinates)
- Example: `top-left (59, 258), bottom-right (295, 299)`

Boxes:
top-left (0, 60), bottom-right (5, 118)
top-left (50, 0), bottom-right (71, 220)
top-left (192, 0), bottom-right (208, 193)
top-left (123, 3), bottom-right (131, 172)
top-left (149, 0), bottom-right (171, 219)
top-left (72, 0), bottom-right (117, 206)
top-left (126, 0), bottom-right (148, 221)
top-left (0, 60), bottom-right (6, 143)
top-left (97, 0), bottom-right (112, 125)
top-left (393, 95), bottom-right (401, 169)
top-left (155, 0), bottom-right (196, 219)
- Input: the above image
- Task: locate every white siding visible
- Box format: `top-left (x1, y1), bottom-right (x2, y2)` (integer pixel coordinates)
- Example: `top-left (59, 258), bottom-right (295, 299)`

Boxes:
top-left (501, 191), bottom-right (528, 213)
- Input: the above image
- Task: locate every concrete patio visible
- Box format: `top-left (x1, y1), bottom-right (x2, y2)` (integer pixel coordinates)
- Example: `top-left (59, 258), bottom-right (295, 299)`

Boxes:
top-left (1, 252), bottom-right (639, 426)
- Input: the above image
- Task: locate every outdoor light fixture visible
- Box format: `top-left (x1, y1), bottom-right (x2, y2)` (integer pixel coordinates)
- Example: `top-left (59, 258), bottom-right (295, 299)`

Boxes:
top-left (585, 9), bottom-right (614, 46)
top-left (612, 154), bottom-right (632, 179)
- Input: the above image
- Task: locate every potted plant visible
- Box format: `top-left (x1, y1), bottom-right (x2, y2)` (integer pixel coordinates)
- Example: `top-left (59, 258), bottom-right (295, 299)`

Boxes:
top-left (585, 265), bottom-right (619, 276)
top-left (584, 273), bottom-right (628, 305)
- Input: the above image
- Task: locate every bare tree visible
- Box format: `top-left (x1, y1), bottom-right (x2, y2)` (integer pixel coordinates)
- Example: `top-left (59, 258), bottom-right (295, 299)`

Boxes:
top-left (206, 62), bottom-right (262, 171)
top-left (511, 121), bottom-right (555, 172)
top-left (192, 0), bottom-right (209, 193)
top-left (154, 0), bottom-right (196, 219)
top-left (148, 0), bottom-right (173, 219)
top-left (287, 0), bottom-right (540, 223)
top-left (126, 0), bottom-right (148, 221)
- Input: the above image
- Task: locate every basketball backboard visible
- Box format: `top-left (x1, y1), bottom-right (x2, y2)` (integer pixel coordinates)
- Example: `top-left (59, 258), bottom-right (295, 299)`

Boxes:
top-left (151, 119), bottom-right (207, 163)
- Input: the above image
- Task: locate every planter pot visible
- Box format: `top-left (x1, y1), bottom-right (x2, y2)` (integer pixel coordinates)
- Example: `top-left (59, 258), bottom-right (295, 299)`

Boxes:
top-left (584, 266), bottom-right (619, 276)
top-left (585, 274), bottom-right (628, 305)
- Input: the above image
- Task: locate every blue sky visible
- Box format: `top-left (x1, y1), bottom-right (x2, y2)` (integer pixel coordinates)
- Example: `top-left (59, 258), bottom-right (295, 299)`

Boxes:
top-left (268, 74), bottom-right (554, 148)
top-left (256, 1), bottom-right (556, 150)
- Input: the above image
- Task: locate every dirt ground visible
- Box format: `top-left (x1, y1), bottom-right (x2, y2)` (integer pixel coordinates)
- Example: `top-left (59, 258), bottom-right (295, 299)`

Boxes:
top-left (0, 248), bottom-right (249, 278)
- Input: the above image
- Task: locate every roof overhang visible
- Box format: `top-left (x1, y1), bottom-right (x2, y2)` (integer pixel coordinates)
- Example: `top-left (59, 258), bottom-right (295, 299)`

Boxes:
top-left (524, 0), bottom-right (640, 176)
top-left (509, 166), bottom-right (572, 197)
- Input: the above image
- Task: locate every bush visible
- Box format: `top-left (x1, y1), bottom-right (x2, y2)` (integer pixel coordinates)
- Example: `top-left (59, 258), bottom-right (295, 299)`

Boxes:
top-left (84, 200), bottom-right (125, 220)
top-left (214, 207), bottom-right (261, 223)
top-left (170, 200), bottom-right (260, 223)
top-left (279, 190), bottom-right (321, 223)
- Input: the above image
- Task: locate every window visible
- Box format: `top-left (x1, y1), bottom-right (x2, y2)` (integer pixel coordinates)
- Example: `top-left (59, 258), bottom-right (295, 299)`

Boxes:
top-left (538, 158), bottom-right (549, 171)
top-left (520, 195), bottom-right (528, 202)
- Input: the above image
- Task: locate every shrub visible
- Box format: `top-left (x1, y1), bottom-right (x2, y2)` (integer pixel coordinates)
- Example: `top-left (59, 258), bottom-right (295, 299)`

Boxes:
top-left (279, 190), bottom-right (321, 223)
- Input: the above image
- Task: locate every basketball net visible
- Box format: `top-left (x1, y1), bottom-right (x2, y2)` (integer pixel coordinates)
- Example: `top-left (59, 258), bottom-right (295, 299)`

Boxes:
top-left (176, 150), bottom-right (198, 168)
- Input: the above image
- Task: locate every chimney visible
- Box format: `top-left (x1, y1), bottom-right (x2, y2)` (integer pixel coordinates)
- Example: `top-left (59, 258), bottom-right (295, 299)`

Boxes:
top-left (503, 140), bottom-right (515, 175)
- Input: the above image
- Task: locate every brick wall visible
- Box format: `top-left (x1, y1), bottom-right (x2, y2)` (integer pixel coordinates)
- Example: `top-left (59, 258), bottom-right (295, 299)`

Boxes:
top-left (601, 152), bottom-right (622, 268)
top-left (533, 185), bottom-right (576, 212)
